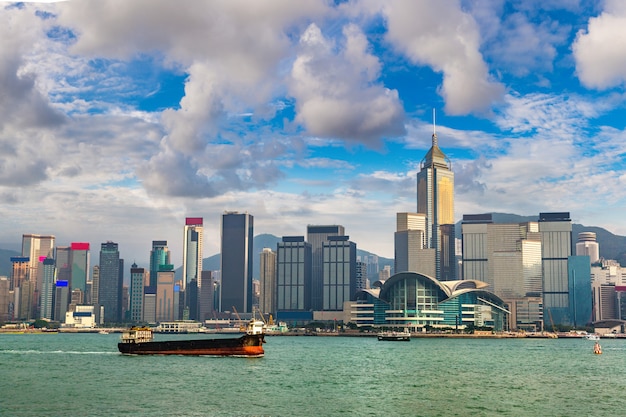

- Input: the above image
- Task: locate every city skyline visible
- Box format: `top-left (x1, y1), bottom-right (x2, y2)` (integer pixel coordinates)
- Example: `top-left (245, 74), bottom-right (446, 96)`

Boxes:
top-left (1, 1), bottom-right (626, 265)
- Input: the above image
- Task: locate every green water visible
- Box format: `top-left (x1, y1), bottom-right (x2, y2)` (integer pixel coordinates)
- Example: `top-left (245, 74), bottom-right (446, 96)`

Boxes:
top-left (1, 333), bottom-right (624, 416)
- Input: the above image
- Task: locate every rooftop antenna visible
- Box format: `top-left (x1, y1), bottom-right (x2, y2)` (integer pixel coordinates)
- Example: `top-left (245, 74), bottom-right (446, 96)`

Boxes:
top-left (432, 108), bottom-right (438, 147)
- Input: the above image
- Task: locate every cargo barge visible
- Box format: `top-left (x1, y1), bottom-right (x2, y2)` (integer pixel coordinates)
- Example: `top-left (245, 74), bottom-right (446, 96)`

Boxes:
top-left (118, 320), bottom-right (265, 357)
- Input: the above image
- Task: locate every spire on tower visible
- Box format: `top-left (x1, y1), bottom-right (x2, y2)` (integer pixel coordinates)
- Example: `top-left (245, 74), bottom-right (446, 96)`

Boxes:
top-left (432, 108), bottom-right (438, 147)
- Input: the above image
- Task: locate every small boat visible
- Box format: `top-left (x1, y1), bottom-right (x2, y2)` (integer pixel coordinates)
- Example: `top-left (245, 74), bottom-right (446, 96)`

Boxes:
top-left (377, 329), bottom-right (411, 341)
top-left (98, 330), bottom-right (110, 335)
top-left (593, 341), bottom-right (602, 355)
top-left (118, 319), bottom-right (266, 356)
top-left (585, 334), bottom-right (600, 341)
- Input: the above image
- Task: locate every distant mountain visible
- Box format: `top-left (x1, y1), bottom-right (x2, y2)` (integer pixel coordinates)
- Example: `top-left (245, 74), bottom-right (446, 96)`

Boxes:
top-left (457, 213), bottom-right (626, 266)
top-left (0, 248), bottom-right (21, 277)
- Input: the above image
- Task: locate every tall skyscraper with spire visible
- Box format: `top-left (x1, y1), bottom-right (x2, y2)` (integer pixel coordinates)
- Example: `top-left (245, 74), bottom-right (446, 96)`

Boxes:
top-left (416, 111), bottom-right (456, 281)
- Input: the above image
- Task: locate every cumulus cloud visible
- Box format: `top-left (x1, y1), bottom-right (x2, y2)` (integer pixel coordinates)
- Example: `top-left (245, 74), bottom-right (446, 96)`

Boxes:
top-left (289, 23), bottom-right (405, 145)
top-left (380, 0), bottom-right (505, 114)
top-left (573, 0), bottom-right (626, 89)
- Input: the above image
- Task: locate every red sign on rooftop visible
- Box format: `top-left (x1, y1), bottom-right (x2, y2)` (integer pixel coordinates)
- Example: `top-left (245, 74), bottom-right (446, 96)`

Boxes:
top-left (186, 217), bottom-right (203, 226)
top-left (71, 242), bottom-right (90, 250)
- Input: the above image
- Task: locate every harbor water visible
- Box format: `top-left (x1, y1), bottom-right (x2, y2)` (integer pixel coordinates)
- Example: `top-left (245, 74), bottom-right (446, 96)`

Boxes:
top-left (1, 333), bottom-right (625, 416)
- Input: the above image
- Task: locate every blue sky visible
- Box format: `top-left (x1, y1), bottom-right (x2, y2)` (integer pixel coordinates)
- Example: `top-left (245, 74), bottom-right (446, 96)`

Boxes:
top-left (1, 0), bottom-right (625, 266)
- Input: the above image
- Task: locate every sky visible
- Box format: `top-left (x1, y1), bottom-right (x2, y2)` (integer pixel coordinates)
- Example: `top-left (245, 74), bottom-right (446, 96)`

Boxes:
top-left (1, 0), bottom-right (626, 267)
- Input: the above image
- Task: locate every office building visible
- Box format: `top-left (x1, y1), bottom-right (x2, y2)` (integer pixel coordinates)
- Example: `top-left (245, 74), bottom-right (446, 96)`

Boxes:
top-left (55, 246), bottom-right (71, 283)
top-left (54, 280), bottom-right (69, 322)
top-left (40, 258), bottom-right (55, 320)
top-left (149, 241), bottom-right (170, 288)
top-left (220, 212), bottom-right (254, 313)
top-left (416, 123), bottom-right (456, 281)
top-left (198, 271), bottom-right (214, 321)
top-left (70, 242), bottom-right (90, 294)
top-left (22, 234), bottom-right (55, 296)
top-left (129, 263), bottom-right (145, 323)
top-left (569, 255), bottom-right (593, 327)
top-left (98, 242), bottom-right (123, 323)
top-left (156, 269), bottom-right (175, 322)
top-left (143, 286), bottom-right (157, 324)
top-left (462, 214), bottom-right (543, 330)
top-left (394, 212), bottom-right (435, 276)
top-left (276, 237), bottom-right (312, 313)
top-left (539, 212), bottom-right (573, 326)
top-left (356, 261), bottom-right (367, 292)
top-left (259, 248), bottom-right (277, 316)
top-left (183, 217), bottom-right (203, 290)
top-left (322, 236), bottom-right (356, 311)
top-left (576, 232), bottom-right (600, 264)
top-left (307, 225), bottom-right (345, 311)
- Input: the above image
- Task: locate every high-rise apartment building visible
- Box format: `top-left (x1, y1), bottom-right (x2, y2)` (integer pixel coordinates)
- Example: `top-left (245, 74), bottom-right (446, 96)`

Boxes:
top-left (416, 124), bottom-right (456, 281)
top-left (220, 212), bottom-right (254, 313)
top-left (183, 218), bottom-right (203, 290)
top-left (98, 242), bottom-right (123, 323)
top-left (276, 237), bottom-right (312, 313)
top-left (129, 263), bottom-right (145, 323)
top-left (70, 242), bottom-right (90, 294)
top-left (0, 277), bottom-right (10, 322)
top-left (259, 248), bottom-right (277, 316)
top-left (149, 241), bottom-right (170, 288)
top-left (10, 257), bottom-right (30, 291)
top-left (539, 212), bottom-right (573, 326)
top-left (307, 225), bottom-right (345, 311)
top-left (322, 236), bottom-right (357, 311)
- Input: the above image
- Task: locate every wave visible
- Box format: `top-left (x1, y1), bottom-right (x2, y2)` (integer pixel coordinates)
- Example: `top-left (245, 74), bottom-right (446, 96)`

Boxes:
top-left (0, 349), bottom-right (118, 355)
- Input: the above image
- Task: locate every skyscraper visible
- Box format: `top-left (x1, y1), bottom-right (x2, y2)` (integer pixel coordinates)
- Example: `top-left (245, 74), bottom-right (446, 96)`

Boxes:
top-left (22, 234), bottom-right (55, 317)
top-left (98, 242), bottom-right (123, 323)
top-left (129, 263), bottom-right (145, 323)
top-left (416, 120), bottom-right (455, 281)
top-left (149, 241), bottom-right (170, 288)
top-left (322, 236), bottom-right (356, 311)
top-left (70, 242), bottom-right (90, 295)
top-left (183, 217), bottom-right (204, 290)
top-left (220, 211), bottom-right (253, 313)
top-left (40, 258), bottom-right (56, 320)
top-left (276, 237), bottom-right (312, 313)
top-left (307, 225), bottom-right (345, 311)
top-left (259, 247), bottom-right (277, 316)
top-left (539, 212), bottom-right (573, 326)
top-left (394, 212), bottom-right (435, 276)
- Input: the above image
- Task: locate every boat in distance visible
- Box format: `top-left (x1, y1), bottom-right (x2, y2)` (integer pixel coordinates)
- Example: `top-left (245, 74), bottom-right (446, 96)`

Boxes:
top-left (118, 320), bottom-right (266, 357)
top-left (377, 329), bottom-right (411, 341)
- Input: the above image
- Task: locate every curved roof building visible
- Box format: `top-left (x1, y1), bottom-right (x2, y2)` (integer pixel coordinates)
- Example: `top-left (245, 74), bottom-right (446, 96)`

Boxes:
top-left (354, 272), bottom-right (509, 331)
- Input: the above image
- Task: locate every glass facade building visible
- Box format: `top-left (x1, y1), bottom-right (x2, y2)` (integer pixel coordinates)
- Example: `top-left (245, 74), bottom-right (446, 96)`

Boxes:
top-left (307, 225), bottom-right (345, 311)
top-left (322, 236), bottom-right (356, 311)
top-left (354, 272), bottom-right (509, 331)
top-left (220, 212), bottom-right (254, 313)
top-left (276, 236), bottom-right (311, 312)
top-left (182, 217), bottom-right (203, 291)
top-left (98, 241), bottom-right (123, 323)
top-left (149, 240), bottom-right (170, 288)
top-left (416, 129), bottom-right (456, 281)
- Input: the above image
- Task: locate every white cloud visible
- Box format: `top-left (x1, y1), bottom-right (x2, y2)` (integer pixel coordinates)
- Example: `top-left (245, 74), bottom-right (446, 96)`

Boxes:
top-left (289, 23), bottom-right (405, 145)
top-left (379, 0), bottom-right (505, 114)
top-left (573, 0), bottom-right (626, 89)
